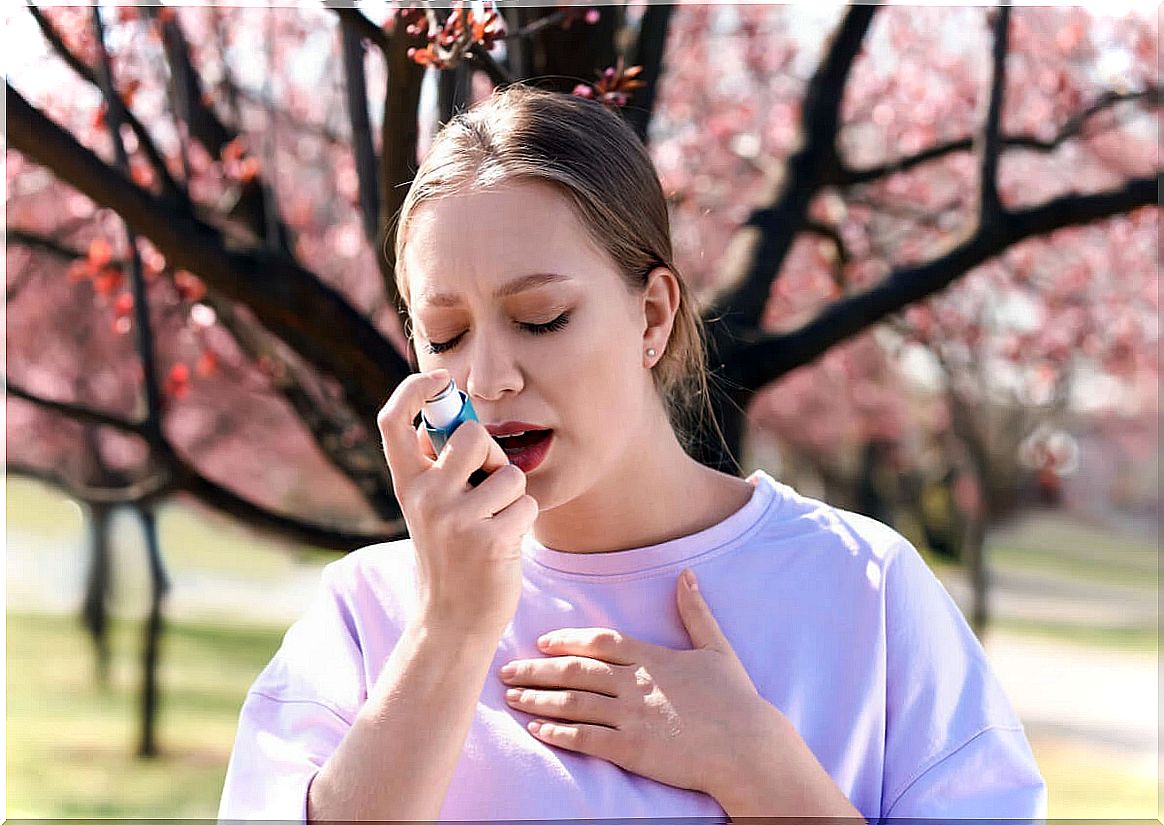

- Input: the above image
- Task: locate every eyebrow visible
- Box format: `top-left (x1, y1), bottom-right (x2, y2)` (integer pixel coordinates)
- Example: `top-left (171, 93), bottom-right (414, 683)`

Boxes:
top-left (419, 272), bottom-right (573, 308)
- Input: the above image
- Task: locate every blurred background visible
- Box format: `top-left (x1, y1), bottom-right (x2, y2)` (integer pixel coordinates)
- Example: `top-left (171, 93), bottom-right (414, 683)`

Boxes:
top-left (5, 0), bottom-right (1158, 818)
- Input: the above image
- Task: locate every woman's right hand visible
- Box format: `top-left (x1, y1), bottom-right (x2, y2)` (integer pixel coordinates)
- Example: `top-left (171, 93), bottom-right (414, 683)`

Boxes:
top-left (378, 369), bottom-right (538, 640)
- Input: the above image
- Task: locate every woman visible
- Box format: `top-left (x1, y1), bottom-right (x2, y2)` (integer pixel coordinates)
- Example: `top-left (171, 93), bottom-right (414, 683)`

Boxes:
top-left (218, 84), bottom-right (1046, 822)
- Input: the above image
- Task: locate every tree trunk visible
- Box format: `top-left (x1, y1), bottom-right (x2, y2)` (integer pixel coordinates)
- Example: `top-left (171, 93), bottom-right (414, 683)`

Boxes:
top-left (962, 509), bottom-right (990, 639)
top-left (81, 501), bottom-right (115, 688)
top-left (136, 507), bottom-right (170, 759)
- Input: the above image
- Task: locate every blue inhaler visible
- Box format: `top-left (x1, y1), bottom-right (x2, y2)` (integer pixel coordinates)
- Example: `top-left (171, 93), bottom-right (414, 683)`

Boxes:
top-left (421, 377), bottom-right (490, 486)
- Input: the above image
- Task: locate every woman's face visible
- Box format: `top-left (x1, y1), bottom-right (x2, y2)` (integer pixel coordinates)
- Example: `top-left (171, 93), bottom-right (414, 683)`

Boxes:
top-left (402, 180), bottom-right (658, 512)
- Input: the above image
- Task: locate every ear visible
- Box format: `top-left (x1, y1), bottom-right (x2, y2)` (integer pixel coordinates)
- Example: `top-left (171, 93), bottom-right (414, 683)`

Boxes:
top-left (641, 267), bottom-right (681, 362)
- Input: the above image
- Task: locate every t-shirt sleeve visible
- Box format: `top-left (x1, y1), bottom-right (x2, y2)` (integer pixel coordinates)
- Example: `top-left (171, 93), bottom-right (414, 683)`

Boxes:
top-left (218, 560), bottom-right (366, 823)
top-left (880, 539), bottom-right (1047, 821)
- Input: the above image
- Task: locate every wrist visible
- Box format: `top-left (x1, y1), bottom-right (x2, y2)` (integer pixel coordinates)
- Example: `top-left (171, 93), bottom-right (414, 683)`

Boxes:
top-left (710, 700), bottom-right (858, 818)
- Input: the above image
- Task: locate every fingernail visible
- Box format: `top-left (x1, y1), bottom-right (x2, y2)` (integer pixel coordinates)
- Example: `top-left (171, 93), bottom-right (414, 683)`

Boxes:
top-left (683, 569), bottom-right (697, 591)
top-left (499, 663), bottom-right (517, 678)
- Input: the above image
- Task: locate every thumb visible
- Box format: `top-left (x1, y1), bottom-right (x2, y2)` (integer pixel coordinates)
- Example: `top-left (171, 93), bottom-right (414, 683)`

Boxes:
top-left (676, 569), bottom-right (731, 652)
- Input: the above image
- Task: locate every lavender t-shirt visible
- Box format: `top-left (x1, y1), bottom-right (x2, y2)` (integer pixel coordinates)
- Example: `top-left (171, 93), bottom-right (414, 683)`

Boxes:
top-left (218, 470), bottom-right (1046, 821)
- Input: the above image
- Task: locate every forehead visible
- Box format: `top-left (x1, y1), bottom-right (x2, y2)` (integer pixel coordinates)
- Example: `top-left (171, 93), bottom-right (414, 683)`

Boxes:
top-left (403, 182), bottom-right (616, 308)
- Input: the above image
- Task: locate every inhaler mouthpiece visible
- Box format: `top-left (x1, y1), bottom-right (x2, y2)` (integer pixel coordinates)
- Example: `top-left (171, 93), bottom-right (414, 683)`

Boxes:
top-left (424, 379), bottom-right (464, 430)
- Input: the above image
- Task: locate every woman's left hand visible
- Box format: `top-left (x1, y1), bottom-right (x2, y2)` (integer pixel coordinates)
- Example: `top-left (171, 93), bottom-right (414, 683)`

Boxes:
top-left (497, 568), bottom-right (783, 798)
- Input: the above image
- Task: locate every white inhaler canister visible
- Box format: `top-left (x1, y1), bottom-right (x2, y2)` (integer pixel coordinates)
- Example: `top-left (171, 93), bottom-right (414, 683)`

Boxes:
top-left (421, 378), bottom-right (489, 486)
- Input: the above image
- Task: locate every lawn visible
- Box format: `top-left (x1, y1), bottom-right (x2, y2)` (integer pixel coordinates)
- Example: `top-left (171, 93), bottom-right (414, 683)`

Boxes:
top-left (7, 610), bottom-right (285, 817)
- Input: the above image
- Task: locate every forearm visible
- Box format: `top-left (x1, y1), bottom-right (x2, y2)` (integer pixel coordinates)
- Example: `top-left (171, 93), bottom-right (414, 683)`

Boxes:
top-left (307, 619), bottom-right (501, 821)
top-left (712, 702), bottom-right (863, 821)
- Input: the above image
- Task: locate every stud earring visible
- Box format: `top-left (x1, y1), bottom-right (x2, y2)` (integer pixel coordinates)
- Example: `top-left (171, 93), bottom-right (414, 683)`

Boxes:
top-left (646, 348), bottom-right (657, 358)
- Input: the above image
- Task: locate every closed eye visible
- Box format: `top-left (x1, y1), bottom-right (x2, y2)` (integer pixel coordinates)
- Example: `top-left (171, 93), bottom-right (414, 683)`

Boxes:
top-left (424, 312), bottom-right (571, 354)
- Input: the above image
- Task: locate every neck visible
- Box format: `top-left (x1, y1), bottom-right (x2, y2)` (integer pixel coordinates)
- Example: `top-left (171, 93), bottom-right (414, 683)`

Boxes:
top-left (532, 407), bottom-right (751, 555)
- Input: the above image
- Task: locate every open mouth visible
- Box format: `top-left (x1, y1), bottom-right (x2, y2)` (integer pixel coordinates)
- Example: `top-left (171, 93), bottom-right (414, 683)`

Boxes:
top-left (494, 429), bottom-right (551, 453)
top-left (493, 429), bottom-right (553, 473)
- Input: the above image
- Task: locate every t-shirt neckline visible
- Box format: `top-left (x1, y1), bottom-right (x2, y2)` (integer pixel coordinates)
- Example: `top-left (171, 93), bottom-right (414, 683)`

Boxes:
top-left (521, 469), bottom-right (779, 577)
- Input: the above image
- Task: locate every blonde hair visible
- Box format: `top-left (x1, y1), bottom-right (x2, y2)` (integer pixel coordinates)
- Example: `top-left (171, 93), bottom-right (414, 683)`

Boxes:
top-left (391, 83), bottom-right (725, 459)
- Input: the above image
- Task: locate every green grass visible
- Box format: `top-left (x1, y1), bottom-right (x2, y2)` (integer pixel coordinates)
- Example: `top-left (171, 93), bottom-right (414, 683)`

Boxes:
top-left (988, 514), bottom-right (1158, 586)
top-left (992, 617), bottom-right (1159, 653)
top-left (7, 610), bottom-right (287, 817)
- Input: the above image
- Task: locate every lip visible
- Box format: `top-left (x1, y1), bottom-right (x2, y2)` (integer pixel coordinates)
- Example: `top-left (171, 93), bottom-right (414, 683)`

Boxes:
top-left (484, 421), bottom-right (551, 437)
top-left (501, 431), bottom-right (553, 474)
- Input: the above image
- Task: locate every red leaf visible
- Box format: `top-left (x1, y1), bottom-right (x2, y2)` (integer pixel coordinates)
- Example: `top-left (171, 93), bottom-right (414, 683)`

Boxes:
top-left (174, 270), bottom-right (207, 302)
top-left (222, 136), bottom-right (247, 164)
top-left (113, 291), bottom-right (134, 318)
top-left (196, 350), bottom-right (218, 378)
top-left (88, 238), bottom-right (114, 268)
top-left (93, 265), bottom-right (125, 296)
top-left (165, 362), bottom-right (191, 399)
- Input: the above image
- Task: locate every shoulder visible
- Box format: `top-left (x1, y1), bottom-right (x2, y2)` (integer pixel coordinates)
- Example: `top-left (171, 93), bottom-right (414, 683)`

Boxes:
top-left (306, 537), bottom-right (420, 631)
top-left (749, 471), bottom-right (912, 569)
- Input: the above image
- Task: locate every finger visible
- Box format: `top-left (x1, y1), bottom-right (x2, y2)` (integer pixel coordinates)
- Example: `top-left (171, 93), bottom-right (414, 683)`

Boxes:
top-left (526, 720), bottom-right (621, 761)
top-left (504, 687), bottom-right (622, 728)
top-left (537, 628), bottom-right (643, 667)
top-left (487, 492), bottom-right (539, 533)
top-left (500, 655), bottom-right (621, 697)
top-left (377, 369), bottom-right (450, 482)
top-left (415, 421), bottom-right (438, 461)
top-left (434, 419), bottom-right (508, 483)
top-left (676, 568), bottom-right (730, 652)
top-left (466, 464), bottom-right (528, 519)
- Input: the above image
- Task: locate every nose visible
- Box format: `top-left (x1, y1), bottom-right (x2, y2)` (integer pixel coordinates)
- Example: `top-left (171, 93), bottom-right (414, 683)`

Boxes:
top-left (464, 329), bottom-right (523, 402)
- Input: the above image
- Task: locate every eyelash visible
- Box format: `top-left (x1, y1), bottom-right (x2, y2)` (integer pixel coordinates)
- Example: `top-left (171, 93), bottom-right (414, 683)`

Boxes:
top-left (424, 312), bottom-right (571, 355)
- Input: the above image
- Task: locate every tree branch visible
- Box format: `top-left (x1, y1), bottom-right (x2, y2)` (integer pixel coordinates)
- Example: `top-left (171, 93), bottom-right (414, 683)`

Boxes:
top-left (8, 380), bottom-right (405, 550)
top-left (6, 228), bottom-right (87, 260)
top-left (144, 7), bottom-right (294, 254)
top-left (378, 19), bottom-right (429, 328)
top-left (729, 176), bottom-right (1158, 391)
top-left (338, 15), bottom-right (383, 247)
top-left (978, 3), bottom-right (1010, 221)
top-left (836, 87), bottom-right (1162, 187)
top-left (328, 5), bottom-right (392, 55)
top-left (7, 379), bottom-right (147, 435)
top-left (622, 2), bottom-right (675, 146)
top-left (93, 6), bottom-right (167, 448)
top-left (6, 225), bottom-right (399, 521)
top-left (701, 5), bottom-right (878, 332)
top-left (7, 82), bottom-right (412, 425)
top-left (466, 42), bottom-right (514, 88)
top-left (8, 460), bottom-right (172, 506)
top-left (26, 2), bottom-right (186, 207)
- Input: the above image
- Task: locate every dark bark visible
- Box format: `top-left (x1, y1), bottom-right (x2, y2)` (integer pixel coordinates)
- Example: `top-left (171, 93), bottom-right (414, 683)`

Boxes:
top-left (438, 63), bottom-right (473, 125)
top-left (7, 83), bottom-right (411, 425)
top-left (837, 87), bottom-right (1162, 186)
top-left (149, 9), bottom-right (294, 253)
top-left (92, 7), bottom-right (165, 448)
top-left (622, 3), bottom-right (675, 146)
top-left (7, 385), bottom-right (405, 550)
top-left (339, 15), bottom-right (383, 246)
top-left (527, 6), bottom-right (621, 95)
top-left (702, 5), bottom-right (878, 332)
top-left (377, 19), bottom-right (428, 322)
top-left (719, 175), bottom-right (1157, 398)
top-left (81, 500), bottom-right (115, 688)
top-left (136, 507), bottom-right (169, 758)
top-left (25, 3), bottom-right (186, 207)
top-left (978, 4), bottom-right (1011, 220)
